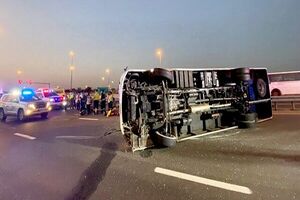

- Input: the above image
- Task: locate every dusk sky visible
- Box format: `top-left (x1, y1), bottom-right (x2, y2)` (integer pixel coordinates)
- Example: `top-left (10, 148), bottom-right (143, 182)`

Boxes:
top-left (0, 0), bottom-right (299, 90)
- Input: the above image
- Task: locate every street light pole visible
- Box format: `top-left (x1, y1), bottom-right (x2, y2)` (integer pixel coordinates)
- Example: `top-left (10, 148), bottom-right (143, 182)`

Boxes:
top-left (69, 51), bottom-right (75, 89)
top-left (70, 65), bottom-right (75, 90)
top-left (159, 53), bottom-right (162, 66)
top-left (70, 69), bottom-right (73, 89)
top-left (106, 69), bottom-right (110, 88)
top-left (156, 49), bottom-right (162, 67)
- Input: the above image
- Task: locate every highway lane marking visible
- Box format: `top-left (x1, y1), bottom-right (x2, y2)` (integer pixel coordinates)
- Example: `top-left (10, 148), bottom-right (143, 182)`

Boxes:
top-left (207, 131), bottom-right (241, 139)
top-left (56, 135), bottom-right (100, 139)
top-left (14, 133), bottom-right (36, 140)
top-left (154, 167), bottom-right (252, 195)
top-left (273, 112), bottom-right (300, 115)
top-left (190, 131), bottom-right (241, 140)
top-left (78, 118), bottom-right (99, 121)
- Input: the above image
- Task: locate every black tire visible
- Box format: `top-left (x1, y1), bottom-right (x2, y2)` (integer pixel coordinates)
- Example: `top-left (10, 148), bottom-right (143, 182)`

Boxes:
top-left (145, 68), bottom-right (173, 83)
top-left (234, 67), bottom-right (251, 81)
top-left (238, 120), bottom-right (256, 129)
top-left (0, 108), bottom-right (7, 122)
top-left (256, 78), bottom-right (267, 98)
top-left (238, 112), bottom-right (257, 121)
top-left (234, 67), bottom-right (250, 75)
top-left (41, 112), bottom-right (48, 119)
top-left (17, 109), bottom-right (25, 122)
top-left (154, 131), bottom-right (177, 147)
top-left (271, 89), bottom-right (281, 96)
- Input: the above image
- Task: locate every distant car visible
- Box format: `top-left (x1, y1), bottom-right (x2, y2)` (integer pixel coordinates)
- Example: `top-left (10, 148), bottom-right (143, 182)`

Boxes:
top-left (0, 89), bottom-right (51, 122)
top-left (54, 88), bottom-right (66, 99)
top-left (36, 88), bottom-right (66, 109)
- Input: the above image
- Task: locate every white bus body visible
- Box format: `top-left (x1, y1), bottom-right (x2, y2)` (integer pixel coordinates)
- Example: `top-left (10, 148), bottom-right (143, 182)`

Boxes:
top-left (268, 71), bottom-right (300, 96)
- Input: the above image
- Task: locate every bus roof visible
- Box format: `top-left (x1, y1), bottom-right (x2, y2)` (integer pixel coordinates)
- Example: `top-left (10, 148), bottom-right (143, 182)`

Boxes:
top-left (268, 71), bottom-right (300, 75)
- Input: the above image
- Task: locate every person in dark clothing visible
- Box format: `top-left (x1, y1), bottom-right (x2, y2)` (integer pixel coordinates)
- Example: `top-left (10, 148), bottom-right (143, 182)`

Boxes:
top-left (86, 94), bottom-right (92, 115)
top-left (100, 92), bottom-right (106, 115)
top-left (75, 93), bottom-right (80, 111)
top-left (80, 92), bottom-right (87, 115)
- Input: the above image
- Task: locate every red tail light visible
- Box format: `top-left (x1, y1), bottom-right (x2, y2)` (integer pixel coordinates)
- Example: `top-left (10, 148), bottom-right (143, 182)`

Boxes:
top-left (43, 89), bottom-right (49, 93)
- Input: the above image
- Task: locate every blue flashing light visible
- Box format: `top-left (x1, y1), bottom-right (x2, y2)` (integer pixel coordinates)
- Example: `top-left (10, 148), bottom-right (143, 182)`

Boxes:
top-left (22, 89), bottom-right (34, 96)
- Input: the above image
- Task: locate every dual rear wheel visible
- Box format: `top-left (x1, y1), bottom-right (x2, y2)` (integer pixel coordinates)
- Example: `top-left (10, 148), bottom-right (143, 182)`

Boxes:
top-left (238, 112), bottom-right (257, 129)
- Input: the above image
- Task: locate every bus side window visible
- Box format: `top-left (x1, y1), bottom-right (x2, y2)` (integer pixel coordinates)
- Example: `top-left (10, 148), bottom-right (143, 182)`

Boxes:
top-left (295, 73), bottom-right (300, 81)
top-left (270, 74), bottom-right (283, 82)
top-left (284, 74), bottom-right (300, 81)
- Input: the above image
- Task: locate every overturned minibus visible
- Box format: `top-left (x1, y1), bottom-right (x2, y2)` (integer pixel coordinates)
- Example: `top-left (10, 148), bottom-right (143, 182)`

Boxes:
top-left (119, 67), bottom-right (272, 151)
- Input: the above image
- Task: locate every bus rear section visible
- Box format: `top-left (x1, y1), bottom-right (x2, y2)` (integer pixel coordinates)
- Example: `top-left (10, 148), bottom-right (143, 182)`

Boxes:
top-left (119, 67), bottom-right (272, 151)
top-left (268, 71), bottom-right (300, 96)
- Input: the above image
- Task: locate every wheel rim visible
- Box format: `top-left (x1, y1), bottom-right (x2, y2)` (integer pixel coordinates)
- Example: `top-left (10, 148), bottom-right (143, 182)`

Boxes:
top-left (256, 78), bottom-right (267, 98)
top-left (19, 110), bottom-right (24, 120)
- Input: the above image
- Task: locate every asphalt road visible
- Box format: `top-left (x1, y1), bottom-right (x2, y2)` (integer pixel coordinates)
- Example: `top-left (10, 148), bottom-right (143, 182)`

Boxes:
top-left (0, 110), bottom-right (299, 200)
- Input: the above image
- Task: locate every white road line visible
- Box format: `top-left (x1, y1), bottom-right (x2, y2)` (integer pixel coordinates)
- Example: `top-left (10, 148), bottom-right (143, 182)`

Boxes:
top-left (154, 167), bottom-right (252, 195)
top-left (78, 118), bottom-right (99, 121)
top-left (14, 133), bottom-right (36, 140)
top-left (207, 131), bottom-right (241, 139)
top-left (178, 126), bottom-right (238, 142)
top-left (56, 135), bottom-right (99, 139)
top-left (273, 112), bottom-right (300, 115)
top-left (190, 131), bottom-right (241, 140)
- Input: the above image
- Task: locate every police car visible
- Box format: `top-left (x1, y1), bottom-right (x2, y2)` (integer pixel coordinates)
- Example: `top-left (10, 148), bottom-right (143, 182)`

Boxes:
top-left (0, 89), bottom-right (51, 122)
top-left (36, 88), bottom-right (67, 109)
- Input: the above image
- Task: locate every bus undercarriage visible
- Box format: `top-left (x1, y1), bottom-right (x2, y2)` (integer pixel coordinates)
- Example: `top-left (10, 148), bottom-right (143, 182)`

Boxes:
top-left (119, 68), bottom-right (272, 151)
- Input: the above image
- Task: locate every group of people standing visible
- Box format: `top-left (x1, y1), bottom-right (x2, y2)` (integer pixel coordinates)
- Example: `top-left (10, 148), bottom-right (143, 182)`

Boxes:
top-left (66, 90), bottom-right (116, 117)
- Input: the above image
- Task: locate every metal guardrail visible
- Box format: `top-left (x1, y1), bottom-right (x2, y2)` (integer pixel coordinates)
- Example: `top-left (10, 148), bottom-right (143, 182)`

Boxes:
top-left (271, 96), bottom-right (300, 110)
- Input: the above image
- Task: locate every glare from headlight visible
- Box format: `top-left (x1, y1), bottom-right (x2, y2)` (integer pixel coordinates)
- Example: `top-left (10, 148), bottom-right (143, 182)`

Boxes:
top-left (28, 104), bottom-right (36, 110)
top-left (25, 110), bottom-right (32, 115)
top-left (46, 102), bottom-right (50, 108)
top-left (62, 101), bottom-right (67, 106)
top-left (50, 99), bottom-right (54, 102)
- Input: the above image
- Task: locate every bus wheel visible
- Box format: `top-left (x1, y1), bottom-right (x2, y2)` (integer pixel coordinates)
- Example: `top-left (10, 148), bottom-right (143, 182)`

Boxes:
top-left (238, 120), bottom-right (256, 129)
top-left (238, 112), bottom-right (257, 122)
top-left (234, 68), bottom-right (251, 81)
top-left (152, 130), bottom-right (177, 148)
top-left (256, 78), bottom-right (267, 98)
top-left (145, 68), bottom-right (173, 83)
top-left (271, 89), bottom-right (281, 96)
top-left (238, 112), bottom-right (257, 129)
